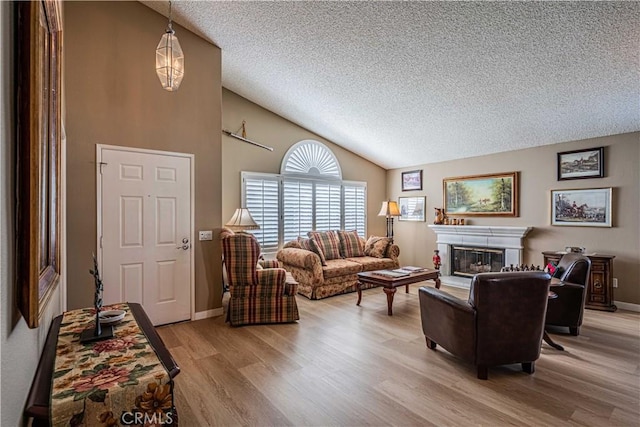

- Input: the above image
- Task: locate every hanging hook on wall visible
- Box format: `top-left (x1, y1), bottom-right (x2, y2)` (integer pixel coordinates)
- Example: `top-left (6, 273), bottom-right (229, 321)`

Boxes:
top-left (222, 120), bottom-right (274, 152)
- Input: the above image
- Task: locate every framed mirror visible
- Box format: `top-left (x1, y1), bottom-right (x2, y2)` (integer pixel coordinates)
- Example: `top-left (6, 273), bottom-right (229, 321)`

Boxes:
top-left (16, 0), bottom-right (63, 328)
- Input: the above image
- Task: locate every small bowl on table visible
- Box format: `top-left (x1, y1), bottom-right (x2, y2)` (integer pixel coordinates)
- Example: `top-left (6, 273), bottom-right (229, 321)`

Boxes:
top-left (99, 309), bottom-right (125, 325)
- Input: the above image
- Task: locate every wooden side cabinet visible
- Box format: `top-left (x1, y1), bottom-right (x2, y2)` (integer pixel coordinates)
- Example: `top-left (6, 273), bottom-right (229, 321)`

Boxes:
top-left (542, 251), bottom-right (617, 312)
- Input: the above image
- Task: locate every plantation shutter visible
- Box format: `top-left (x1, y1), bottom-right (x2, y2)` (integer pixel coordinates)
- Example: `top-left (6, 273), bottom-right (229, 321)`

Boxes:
top-left (315, 183), bottom-right (342, 231)
top-left (243, 174), bottom-right (280, 253)
top-left (343, 183), bottom-right (366, 237)
top-left (283, 180), bottom-right (314, 242)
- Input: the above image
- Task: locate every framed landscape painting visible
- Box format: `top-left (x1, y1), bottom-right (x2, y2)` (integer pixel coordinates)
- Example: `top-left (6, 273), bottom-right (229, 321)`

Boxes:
top-left (398, 197), bottom-right (426, 221)
top-left (551, 188), bottom-right (612, 227)
top-left (557, 147), bottom-right (604, 180)
top-left (401, 170), bottom-right (422, 191)
top-left (443, 172), bottom-right (518, 216)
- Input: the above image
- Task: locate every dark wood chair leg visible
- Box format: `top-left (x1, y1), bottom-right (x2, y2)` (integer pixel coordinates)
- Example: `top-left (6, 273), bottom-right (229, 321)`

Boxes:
top-left (426, 337), bottom-right (437, 350)
top-left (543, 330), bottom-right (565, 351)
top-left (522, 362), bottom-right (535, 374)
top-left (477, 365), bottom-right (488, 380)
top-left (569, 327), bottom-right (580, 336)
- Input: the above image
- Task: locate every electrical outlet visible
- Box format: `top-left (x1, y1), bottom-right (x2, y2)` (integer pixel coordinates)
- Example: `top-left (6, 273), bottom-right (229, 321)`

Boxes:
top-left (613, 278), bottom-right (618, 288)
top-left (198, 230), bottom-right (213, 241)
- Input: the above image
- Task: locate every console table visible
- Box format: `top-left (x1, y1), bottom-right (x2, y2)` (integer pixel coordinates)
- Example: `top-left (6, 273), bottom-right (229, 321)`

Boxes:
top-left (24, 303), bottom-right (180, 426)
top-left (542, 251), bottom-right (616, 312)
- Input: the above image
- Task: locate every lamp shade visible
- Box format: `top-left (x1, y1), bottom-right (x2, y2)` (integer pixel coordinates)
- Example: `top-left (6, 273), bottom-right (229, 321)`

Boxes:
top-left (156, 27), bottom-right (184, 91)
top-left (225, 208), bottom-right (260, 231)
top-left (378, 201), bottom-right (400, 217)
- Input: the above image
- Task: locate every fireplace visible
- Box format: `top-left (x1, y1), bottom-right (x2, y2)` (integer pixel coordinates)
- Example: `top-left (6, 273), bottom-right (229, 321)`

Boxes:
top-left (428, 225), bottom-right (532, 288)
top-left (451, 246), bottom-right (504, 277)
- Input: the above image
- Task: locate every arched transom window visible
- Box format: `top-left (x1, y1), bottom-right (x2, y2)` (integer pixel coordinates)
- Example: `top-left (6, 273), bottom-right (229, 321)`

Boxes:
top-left (281, 140), bottom-right (342, 179)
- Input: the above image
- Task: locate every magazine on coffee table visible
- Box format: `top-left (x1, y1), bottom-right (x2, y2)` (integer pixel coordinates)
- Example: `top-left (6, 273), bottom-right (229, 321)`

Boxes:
top-left (372, 266), bottom-right (428, 278)
top-left (372, 269), bottom-right (410, 278)
top-left (392, 266), bottom-right (426, 274)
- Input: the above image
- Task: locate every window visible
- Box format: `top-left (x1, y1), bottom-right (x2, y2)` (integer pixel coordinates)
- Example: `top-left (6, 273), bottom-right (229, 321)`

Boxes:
top-left (242, 141), bottom-right (366, 254)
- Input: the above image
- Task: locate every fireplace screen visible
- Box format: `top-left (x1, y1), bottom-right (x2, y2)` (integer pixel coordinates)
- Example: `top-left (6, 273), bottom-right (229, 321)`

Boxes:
top-left (452, 246), bottom-right (505, 277)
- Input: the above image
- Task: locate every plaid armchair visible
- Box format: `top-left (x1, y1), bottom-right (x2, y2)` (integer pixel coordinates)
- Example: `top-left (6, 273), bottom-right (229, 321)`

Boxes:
top-left (222, 231), bottom-right (299, 326)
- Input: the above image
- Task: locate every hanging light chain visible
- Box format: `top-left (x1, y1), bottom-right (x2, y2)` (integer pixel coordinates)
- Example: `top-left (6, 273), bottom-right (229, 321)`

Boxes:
top-left (167, 1), bottom-right (174, 33)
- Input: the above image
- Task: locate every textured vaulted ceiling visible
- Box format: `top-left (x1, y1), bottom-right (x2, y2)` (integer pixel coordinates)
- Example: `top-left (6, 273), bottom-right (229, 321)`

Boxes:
top-left (141, 1), bottom-right (640, 169)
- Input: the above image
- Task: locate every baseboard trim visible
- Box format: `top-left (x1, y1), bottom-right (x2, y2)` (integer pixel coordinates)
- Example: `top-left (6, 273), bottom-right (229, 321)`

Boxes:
top-left (193, 307), bottom-right (224, 320)
top-left (614, 301), bottom-right (640, 313)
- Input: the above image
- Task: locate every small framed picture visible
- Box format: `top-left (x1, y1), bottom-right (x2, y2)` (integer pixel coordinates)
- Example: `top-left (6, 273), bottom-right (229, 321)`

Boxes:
top-left (398, 197), bottom-right (426, 221)
top-left (557, 147), bottom-right (604, 180)
top-left (401, 170), bottom-right (422, 191)
top-left (551, 187), bottom-right (612, 227)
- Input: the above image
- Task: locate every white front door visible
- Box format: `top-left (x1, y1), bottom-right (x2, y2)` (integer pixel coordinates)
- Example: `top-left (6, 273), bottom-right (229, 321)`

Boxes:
top-left (98, 145), bottom-right (193, 325)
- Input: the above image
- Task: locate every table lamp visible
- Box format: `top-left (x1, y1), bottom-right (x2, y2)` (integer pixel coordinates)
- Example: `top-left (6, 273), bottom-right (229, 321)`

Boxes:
top-left (225, 208), bottom-right (260, 233)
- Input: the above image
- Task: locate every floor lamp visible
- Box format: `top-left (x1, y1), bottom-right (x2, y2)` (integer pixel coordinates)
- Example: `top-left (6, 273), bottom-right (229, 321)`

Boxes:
top-left (378, 201), bottom-right (400, 242)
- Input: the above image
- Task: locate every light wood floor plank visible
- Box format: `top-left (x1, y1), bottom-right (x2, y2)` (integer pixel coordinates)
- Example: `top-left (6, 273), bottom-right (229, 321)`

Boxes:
top-left (157, 284), bottom-right (640, 426)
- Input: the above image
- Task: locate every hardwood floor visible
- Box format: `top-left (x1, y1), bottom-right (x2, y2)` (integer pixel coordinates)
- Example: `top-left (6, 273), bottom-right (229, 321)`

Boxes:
top-left (157, 284), bottom-right (640, 426)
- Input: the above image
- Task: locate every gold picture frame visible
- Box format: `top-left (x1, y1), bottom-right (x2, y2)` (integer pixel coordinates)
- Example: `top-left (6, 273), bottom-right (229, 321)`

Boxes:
top-left (16, 0), bottom-right (63, 328)
top-left (443, 172), bottom-right (519, 217)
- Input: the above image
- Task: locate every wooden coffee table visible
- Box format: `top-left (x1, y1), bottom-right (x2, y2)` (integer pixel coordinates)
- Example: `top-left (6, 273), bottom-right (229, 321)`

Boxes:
top-left (356, 268), bottom-right (441, 316)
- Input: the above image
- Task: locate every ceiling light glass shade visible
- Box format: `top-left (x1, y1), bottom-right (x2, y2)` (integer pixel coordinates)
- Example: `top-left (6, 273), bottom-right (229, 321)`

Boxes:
top-left (378, 201), bottom-right (400, 217)
top-left (156, 28), bottom-right (184, 91)
top-left (225, 208), bottom-right (260, 232)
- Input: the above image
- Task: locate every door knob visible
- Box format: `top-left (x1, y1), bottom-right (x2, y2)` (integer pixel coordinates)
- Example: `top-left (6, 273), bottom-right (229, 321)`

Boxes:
top-left (176, 244), bottom-right (190, 250)
top-left (182, 238), bottom-right (189, 244)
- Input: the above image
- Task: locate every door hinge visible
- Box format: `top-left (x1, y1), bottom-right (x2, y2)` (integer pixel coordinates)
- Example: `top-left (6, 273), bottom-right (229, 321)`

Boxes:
top-left (99, 162), bottom-right (108, 174)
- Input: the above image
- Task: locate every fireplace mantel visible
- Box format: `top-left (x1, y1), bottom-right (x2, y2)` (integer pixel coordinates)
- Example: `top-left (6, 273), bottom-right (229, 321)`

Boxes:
top-left (428, 225), bottom-right (532, 239)
top-left (428, 225), bottom-right (533, 287)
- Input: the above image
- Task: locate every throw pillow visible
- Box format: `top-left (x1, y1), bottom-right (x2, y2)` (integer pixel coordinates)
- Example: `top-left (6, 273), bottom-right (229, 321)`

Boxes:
top-left (298, 237), bottom-right (327, 266)
top-left (297, 236), bottom-right (313, 251)
top-left (364, 236), bottom-right (392, 258)
top-left (338, 230), bottom-right (364, 258)
top-left (308, 230), bottom-right (342, 261)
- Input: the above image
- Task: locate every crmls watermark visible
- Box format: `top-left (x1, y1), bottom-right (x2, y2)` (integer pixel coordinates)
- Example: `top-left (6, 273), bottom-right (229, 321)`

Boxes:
top-left (120, 411), bottom-right (174, 425)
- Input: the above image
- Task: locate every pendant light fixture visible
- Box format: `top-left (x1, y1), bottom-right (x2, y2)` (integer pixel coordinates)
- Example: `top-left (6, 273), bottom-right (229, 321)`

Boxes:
top-left (156, 1), bottom-right (184, 91)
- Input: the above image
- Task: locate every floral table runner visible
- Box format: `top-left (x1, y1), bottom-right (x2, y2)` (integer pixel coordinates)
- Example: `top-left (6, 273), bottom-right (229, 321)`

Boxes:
top-left (51, 303), bottom-right (174, 426)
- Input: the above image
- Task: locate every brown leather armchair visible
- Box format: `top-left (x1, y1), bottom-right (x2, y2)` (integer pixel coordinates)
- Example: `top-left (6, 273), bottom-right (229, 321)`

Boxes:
top-left (545, 253), bottom-right (591, 336)
top-left (419, 271), bottom-right (551, 380)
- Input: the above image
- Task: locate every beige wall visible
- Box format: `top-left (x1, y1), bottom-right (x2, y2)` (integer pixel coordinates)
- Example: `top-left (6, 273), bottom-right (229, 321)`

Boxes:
top-left (65, 1), bottom-right (222, 312)
top-left (1, 3), bottom-right (63, 425)
top-left (389, 132), bottom-right (640, 304)
top-left (222, 88), bottom-right (388, 240)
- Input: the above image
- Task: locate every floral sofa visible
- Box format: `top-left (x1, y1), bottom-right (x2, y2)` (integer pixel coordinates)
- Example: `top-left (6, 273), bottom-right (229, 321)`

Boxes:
top-left (276, 230), bottom-right (400, 300)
